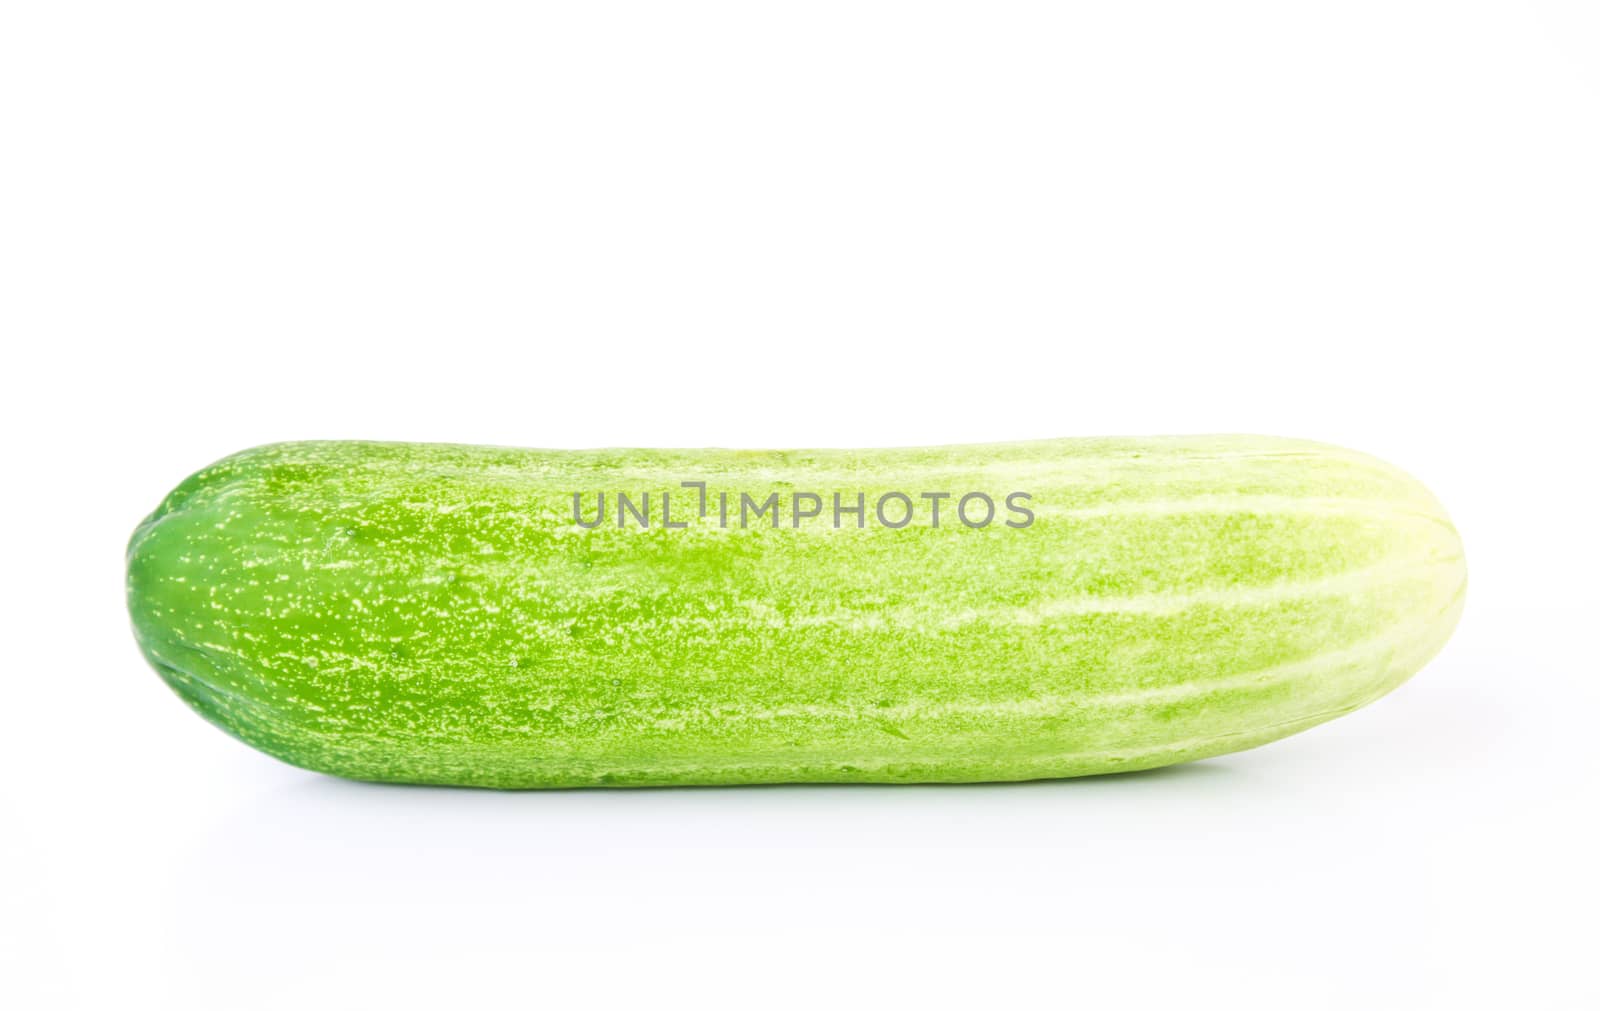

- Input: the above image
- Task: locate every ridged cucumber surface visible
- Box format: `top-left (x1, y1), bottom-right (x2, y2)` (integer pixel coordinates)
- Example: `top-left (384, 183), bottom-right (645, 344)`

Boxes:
top-left (126, 436), bottom-right (1466, 787)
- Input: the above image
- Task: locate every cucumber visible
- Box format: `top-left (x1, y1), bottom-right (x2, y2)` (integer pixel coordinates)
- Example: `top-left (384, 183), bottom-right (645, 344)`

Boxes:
top-left (126, 436), bottom-right (1466, 787)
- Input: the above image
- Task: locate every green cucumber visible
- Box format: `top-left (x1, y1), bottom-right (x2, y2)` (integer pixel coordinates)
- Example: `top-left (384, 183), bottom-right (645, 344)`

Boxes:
top-left (126, 436), bottom-right (1466, 787)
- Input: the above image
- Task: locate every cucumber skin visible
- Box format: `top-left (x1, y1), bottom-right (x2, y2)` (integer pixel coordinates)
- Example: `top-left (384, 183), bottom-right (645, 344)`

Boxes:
top-left (126, 437), bottom-right (1466, 788)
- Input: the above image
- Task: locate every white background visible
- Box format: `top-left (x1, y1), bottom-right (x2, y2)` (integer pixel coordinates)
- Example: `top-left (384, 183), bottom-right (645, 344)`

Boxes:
top-left (3, 3), bottom-right (1597, 1008)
